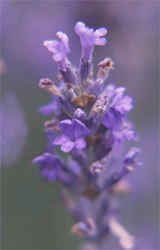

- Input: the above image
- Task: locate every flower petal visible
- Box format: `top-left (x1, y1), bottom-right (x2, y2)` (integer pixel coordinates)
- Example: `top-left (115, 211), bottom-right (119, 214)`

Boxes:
top-left (74, 138), bottom-right (86, 150)
top-left (73, 119), bottom-right (90, 139)
top-left (59, 119), bottom-right (74, 139)
top-left (94, 28), bottom-right (107, 37)
top-left (39, 98), bottom-right (60, 116)
top-left (53, 135), bottom-right (68, 145)
top-left (61, 140), bottom-right (75, 153)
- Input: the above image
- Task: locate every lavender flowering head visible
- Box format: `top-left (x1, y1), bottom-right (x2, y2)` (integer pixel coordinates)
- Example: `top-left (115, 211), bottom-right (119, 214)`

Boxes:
top-left (33, 22), bottom-right (141, 249)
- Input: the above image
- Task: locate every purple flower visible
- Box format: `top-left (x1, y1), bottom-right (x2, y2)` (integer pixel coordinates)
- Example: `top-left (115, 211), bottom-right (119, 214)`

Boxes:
top-left (124, 147), bottom-right (141, 169)
top-left (103, 108), bottom-right (122, 130)
top-left (39, 98), bottom-right (60, 116)
top-left (53, 119), bottom-right (90, 152)
top-left (44, 32), bottom-right (76, 84)
top-left (110, 87), bottom-right (133, 115)
top-left (102, 147), bottom-right (141, 190)
top-left (103, 85), bottom-right (135, 143)
top-left (102, 85), bottom-right (133, 115)
top-left (43, 31), bottom-right (70, 70)
top-left (75, 22), bottom-right (107, 61)
top-left (32, 152), bottom-right (61, 182)
top-left (75, 22), bottom-right (107, 81)
top-left (112, 121), bottom-right (136, 142)
top-left (104, 110), bottom-right (136, 143)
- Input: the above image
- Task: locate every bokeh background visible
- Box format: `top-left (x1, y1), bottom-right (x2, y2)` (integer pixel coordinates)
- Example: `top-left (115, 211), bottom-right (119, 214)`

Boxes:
top-left (1, 1), bottom-right (159, 249)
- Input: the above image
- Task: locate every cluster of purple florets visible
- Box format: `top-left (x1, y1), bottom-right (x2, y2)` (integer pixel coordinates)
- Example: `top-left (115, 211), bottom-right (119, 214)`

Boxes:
top-left (33, 22), bottom-right (141, 249)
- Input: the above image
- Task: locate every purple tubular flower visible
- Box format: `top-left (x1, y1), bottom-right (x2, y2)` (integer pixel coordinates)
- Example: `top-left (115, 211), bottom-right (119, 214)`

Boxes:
top-left (75, 22), bottom-right (107, 61)
top-left (103, 108), bottom-right (122, 130)
top-left (112, 122), bottom-right (136, 142)
top-left (110, 87), bottom-right (133, 115)
top-left (102, 85), bottom-right (135, 143)
top-left (53, 119), bottom-right (90, 152)
top-left (32, 152), bottom-right (61, 182)
top-left (102, 147), bottom-right (141, 190)
top-left (44, 32), bottom-right (76, 84)
top-left (75, 22), bottom-right (107, 81)
top-left (33, 22), bottom-right (141, 250)
top-left (124, 147), bottom-right (141, 168)
top-left (39, 98), bottom-right (60, 116)
top-left (43, 32), bottom-right (70, 69)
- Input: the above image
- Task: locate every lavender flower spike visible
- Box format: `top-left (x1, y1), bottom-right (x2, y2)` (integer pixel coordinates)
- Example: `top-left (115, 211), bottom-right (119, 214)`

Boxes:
top-left (33, 22), bottom-right (141, 250)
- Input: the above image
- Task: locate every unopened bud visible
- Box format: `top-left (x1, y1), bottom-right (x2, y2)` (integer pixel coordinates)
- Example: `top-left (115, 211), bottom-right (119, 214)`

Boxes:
top-left (38, 78), bottom-right (63, 98)
top-left (97, 58), bottom-right (114, 81)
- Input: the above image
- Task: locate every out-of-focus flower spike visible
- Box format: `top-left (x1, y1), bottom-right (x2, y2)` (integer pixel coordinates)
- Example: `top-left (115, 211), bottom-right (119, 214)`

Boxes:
top-left (108, 217), bottom-right (135, 250)
top-left (75, 22), bottom-right (107, 82)
top-left (43, 32), bottom-right (76, 84)
top-left (1, 95), bottom-right (28, 167)
top-left (38, 78), bottom-right (63, 99)
top-left (71, 218), bottom-right (97, 239)
top-left (97, 58), bottom-right (114, 81)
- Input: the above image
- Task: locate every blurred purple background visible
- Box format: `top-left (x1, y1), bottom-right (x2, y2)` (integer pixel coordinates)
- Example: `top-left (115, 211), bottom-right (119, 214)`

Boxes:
top-left (1, 1), bottom-right (159, 249)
